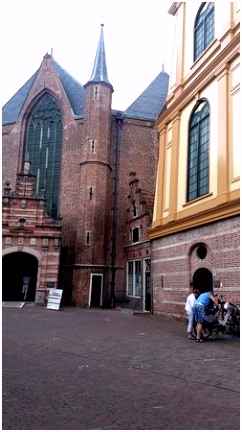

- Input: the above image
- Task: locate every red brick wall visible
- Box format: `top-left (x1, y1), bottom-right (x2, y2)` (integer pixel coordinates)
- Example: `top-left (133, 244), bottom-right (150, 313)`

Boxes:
top-left (113, 118), bottom-right (159, 294)
top-left (2, 125), bottom-right (19, 188)
top-left (2, 57), bottom-right (160, 307)
top-left (2, 169), bottom-right (61, 304)
top-left (151, 216), bottom-right (240, 318)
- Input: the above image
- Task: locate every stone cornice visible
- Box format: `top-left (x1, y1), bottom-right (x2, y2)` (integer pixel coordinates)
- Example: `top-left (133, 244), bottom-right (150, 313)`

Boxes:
top-left (149, 198), bottom-right (240, 240)
top-left (160, 33), bottom-right (240, 127)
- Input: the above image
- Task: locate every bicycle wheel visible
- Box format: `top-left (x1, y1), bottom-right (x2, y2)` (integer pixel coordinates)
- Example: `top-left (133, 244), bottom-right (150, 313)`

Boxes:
top-left (202, 325), bottom-right (213, 340)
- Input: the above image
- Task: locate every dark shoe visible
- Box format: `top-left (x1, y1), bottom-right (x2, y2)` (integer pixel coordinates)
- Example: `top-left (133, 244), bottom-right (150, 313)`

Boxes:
top-left (196, 338), bottom-right (204, 343)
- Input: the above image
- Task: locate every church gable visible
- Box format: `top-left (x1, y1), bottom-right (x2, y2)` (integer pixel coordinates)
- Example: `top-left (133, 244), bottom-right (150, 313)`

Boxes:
top-left (2, 54), bottom-right (85, 126)
top-left (126, 172), bottom-right (154, 241)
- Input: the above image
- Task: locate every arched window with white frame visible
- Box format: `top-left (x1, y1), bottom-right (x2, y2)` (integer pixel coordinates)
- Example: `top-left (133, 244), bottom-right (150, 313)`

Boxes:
top-left (187, 99), bottom-right (210, 202)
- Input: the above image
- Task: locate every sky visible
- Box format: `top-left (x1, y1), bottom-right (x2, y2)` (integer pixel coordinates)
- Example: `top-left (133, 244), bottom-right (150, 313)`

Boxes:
top-left (1, 0), bottom-right (176, 111)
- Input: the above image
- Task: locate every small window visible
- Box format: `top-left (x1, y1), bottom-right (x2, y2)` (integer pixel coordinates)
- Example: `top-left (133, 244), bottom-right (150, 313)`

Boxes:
top-left (145, 258), bottom-right (151, 272)
top-left (132, 205), bottom-right (137, 218)
top-left (132, 227), bottom-right (140, 243)
top-left (89, 187), bottom-right (93, 200)
top-left (94, 86), bottom-right (99, 99)
top-left (197, 245), bottom-right (207, 259)
top-left (86, 231), bottom-right (91, 245)
top-left (194, 3), bottom-right (215, 61)
top-left (90, 140), bottom-right (95, 153)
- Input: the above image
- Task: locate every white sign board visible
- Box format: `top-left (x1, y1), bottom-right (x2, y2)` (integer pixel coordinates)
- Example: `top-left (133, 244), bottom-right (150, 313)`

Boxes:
top-left (46, 288), bottom-right (63, 310)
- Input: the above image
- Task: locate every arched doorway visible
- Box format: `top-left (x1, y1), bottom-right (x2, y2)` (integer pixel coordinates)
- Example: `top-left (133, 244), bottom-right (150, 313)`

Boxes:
top-left (2, 252), bottom-right (38, 302)
top-left (192, 267), bottom-right (213, 294)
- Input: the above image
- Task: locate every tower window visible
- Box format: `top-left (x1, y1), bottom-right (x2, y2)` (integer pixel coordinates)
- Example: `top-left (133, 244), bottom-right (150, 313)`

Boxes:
top-left (90, 140), bottom-right (96, 153)
top-left (89, 187), bottom-right (93, 200)
top-left (94, 86), bottom-right (99, 98)
top-left (86, 231), bottom-right (91, 245)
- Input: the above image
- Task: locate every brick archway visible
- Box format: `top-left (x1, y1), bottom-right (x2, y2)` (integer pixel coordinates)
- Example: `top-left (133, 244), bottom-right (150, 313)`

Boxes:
top-left (2, 252), bottom-right (38, 301)
top-left (192, 267), bottom-right (213, 294)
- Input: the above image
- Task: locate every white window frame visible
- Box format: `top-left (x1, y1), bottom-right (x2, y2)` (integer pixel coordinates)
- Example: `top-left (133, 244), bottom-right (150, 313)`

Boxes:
top-left (127, 260), bottom-right (141, 297)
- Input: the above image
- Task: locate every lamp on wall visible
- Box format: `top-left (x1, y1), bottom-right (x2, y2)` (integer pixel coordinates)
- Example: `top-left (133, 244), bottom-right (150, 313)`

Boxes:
top-left (19, 217), bottom-right (27, 229)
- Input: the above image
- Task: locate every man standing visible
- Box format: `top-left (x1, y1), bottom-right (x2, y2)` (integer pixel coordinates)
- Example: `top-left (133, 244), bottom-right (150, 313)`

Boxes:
top-left (22, 276), bottom-right (31, 300)
top-left (194, 291), bottom-right (219, 342)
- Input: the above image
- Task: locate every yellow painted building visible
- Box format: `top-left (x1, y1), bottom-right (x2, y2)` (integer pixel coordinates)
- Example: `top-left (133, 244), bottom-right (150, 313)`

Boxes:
top-left (149, 2), bottom-right (240, 317)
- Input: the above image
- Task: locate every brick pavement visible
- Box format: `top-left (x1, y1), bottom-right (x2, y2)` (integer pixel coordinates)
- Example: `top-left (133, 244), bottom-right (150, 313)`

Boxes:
top-left (2, 305), bottom-right (240, 430)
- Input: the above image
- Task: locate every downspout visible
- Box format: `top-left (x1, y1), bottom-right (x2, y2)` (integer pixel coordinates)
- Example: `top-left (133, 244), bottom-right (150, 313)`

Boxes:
top-left (110, 112), bottom-right (123, 307)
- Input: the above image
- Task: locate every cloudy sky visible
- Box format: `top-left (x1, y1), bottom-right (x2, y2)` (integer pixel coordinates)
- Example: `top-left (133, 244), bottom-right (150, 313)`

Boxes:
top-left (1, 0), bottom-right (176, 111)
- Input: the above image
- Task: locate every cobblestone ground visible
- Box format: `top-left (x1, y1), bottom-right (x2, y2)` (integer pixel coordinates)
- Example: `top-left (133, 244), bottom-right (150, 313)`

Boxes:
top-left (2, 305), bottom-right (240, 430)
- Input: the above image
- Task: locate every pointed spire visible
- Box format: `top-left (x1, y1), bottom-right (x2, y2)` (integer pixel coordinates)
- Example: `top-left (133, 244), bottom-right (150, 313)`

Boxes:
top-left (87, 24), bottom-right (113, 90)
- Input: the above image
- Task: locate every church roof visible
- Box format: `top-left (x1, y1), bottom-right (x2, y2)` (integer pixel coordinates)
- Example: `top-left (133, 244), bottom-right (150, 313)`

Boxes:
top-left (53, 60), bottom-right (84, 117)
top-left (2, 59), bottom-right (85, 125)
top-left (2, 73), bottom-right (37, 125)
top-left (123, 69), bottom-right (169, 121)
top-left (2, 64), bottom-right (168, 125)
top-left (2, 23), bottom-right (169, 125)
top-left (86, 24), bottom-right (113, 91)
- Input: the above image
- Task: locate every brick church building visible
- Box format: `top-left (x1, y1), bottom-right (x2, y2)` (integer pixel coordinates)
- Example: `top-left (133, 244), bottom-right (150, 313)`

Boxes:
top-left (2, 24), bottom-right (169, 309)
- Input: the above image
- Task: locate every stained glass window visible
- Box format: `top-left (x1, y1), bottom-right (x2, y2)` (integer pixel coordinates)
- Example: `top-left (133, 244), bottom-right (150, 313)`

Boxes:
top-left (26, 95), bottom-right (63, 217)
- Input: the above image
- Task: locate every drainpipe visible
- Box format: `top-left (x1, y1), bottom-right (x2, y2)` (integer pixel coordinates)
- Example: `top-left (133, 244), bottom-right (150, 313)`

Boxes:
top-left (110, 112), bottom-right (123, 307)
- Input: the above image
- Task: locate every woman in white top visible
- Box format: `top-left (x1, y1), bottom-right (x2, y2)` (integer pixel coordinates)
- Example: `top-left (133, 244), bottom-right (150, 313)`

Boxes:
top-left (185, 289), bottom-right (200, 339)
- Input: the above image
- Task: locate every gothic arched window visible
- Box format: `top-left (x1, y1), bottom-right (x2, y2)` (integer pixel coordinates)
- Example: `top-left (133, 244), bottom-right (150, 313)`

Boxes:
top-left (194, 3), bottom-right (215, 61)
top-left (26, 95), bottom-right (63, 217)
top-left (187, 99), bottom-right (210, 202)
